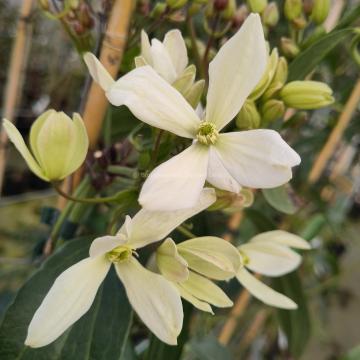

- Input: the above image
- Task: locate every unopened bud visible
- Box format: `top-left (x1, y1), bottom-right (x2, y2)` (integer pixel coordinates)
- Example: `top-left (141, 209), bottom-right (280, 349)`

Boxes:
top-left (150, 3), bottom-right (167, 18)
top-left (188, 3), bottom-right (202, 16)
top-left (236, 100), bottom-right (261, 130)
top-left (2, 110), bottom-right (89, 182)
top-left (262, 2), bottom-right (279, 27)
top-left (284, 0), bottom-right (302, 20)
top-left (232, 5), bottom-right (249, 28)
top-left (220, 0), bottom-right (236, 20)
top-left (208, 189), bottom-right (254, 212)
top-left (247, 0), bottom-right (267, 13)
top-left (184, 80), bottom-right (205, 108)
top-left (214, 0), bottom-right (229, 11)
top-left (261, 99), bottom-right (285, 123)
top-left (280, 81), bottom-right (334, 109)
top-left (173, 65), bottom-right (196, 94)
top-left (69, 0), bottom-right (80, 10)
top-left (311, 0), bottom-right (330, 24)
top-left (280, 37), bottom-right (300, 58)
top-left (250, 48), bottom-right (279, 100)
top-left (273, 56), bottom-right (288, 84)
top-left (166, 0), bottom-right (187, 10)
top-left (38, 0), bottom-right (50, 10)
top-left (292, 15), bottom-right (307, 29)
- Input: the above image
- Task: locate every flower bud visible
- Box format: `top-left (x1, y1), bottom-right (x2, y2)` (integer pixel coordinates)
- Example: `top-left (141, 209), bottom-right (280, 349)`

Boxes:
top-left (150, 3), bottom-right (167, 18)
top-left (3, 110), bottom-right (89, 182)
top-left (273, 56), bottom-right (288, 84)
top-left (232, 5), bottom-right (249, 28)
top-left (311, 0), bottom-right (330, 24)
top-left (261, 99), bottom-right (285, 123)
top-left (284, 0), bottom-right (302, 20)
top-left (247, 0), bottom-right (267, 13)
top-left (209, 189), bottom-right (254, 212)
top-left (188, 3), bottom-right (202, 16)
top-left (184, 80), bottom-right (205, 108)
top-left (166, 0), bottom-right (187, 10)
top-left (38, 0), bottom-right (50, 10)
top-left (250, 48), bottom-right (279, 100)
top-left (292, 15), bottom-right (307, 30)
top-left (280, 81), bottom-right (334, 109)
top-left (69, 0), bottom-right (80, 10)
top-left (280, 37), bottom-right (300, 58)
top-left (214, 0), bottom-right (229, 11)
top-left (172, 65), bottom-right (196, 94)
top-left (262, 2), bottom-right (279, 27)
top-left (220, 0), bottom-right (236, 20)
top-left (236, 100), bottom-right (261, 130)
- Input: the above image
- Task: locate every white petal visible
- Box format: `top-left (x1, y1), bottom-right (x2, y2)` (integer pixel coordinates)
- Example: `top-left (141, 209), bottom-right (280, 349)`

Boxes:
top-left (83, 52), bottom-right (115, 92)
top-left (205, 14), bottom-right (267, 130)
top-left (215, 130), bottom-right (301, 189)
top-left (156, 238), bottom-right (189, 282)
top-left (207, 145), bottom-right (241, 193)
top-left (25, 256), bottom-right (111, 348)
top-left (141, 30), bottom-right (152, 65)
top-left (2, 119), bottom-right (47, 181)
top-left (179, 272), bottom-right (233, 308)
top-left (240, 243), bottom-right (301, 277)
top-left (129, 188), bottom-right (215, 247)
top-left (89, 235), bottom-right (128, 258)
top-left (175, 284), bottom-right (213, 314)
top-left (177, 236), bottom-right (241, 280)
top-left (250, 230), bottom-right (311, 250)
top-left (115, 257), bottom-right (183, 345)
top-left (107, 66), bottom-right (200, 138)
top-left (139, 143), bottom-right (209, 211)
top-left (150, 39), bottom-right (177, 83)
top-left (163, 29), bottom-right (188, 76)
top-left (236, 268), bottom-right (297, 309)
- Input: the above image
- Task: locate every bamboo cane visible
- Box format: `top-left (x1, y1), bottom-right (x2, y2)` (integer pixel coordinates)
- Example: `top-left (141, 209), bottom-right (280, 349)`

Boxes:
top-left (0, 0), bottom-right (35, 195)
top-left (57, 0), bottom-right (135, 208)
top-left (308, 78), bottom-right (360, 184)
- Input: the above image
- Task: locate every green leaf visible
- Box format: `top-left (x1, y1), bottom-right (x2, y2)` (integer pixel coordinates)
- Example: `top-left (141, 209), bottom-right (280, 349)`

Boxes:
top-left (335, 5), bottom-right (360, 30)
top-left (0, 238), bottom-right (133, 360)
top-left (288, 28), bottom-right (353, 81)
top-left (189, 334), bottom-right (232, 360)
top-left (262, 186), bottom-right (298, 215)
top-left (273, 272), bottom-right (311, 358)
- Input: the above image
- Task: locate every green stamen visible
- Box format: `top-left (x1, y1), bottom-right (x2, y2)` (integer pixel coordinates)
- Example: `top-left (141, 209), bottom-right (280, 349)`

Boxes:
top-left (196, 121), bottom-right (219, 145)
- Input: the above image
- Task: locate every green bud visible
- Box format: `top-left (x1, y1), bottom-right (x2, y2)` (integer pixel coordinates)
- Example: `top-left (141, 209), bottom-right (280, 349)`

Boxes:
top-left (38, 0), bottom-right (50, 10)
top-left (280, 37), bottom-right (300, 58)
top-left (292, 15), bottom-right (307, 30)
top-left (208, 189), bottom-right (254, 212)
top-left (2, 110), bottom-right (89, 182)
top-left (236, 100), bottom-right (261, 130)
top-left (220, 0), bottom-right (236, 20)
top-left (150, 3), bottom-right (167, 18)
top-left (311, 0), bottom-right (330, 24)
top-left (262, 2), bottom-right (279, 27)
top-left (273, 56), bottom-right (288, 84)
top-left (261, 99), bottom-right (285, 123)
top-left (172, 65), bottom-right (196, 94)
top-left (284, 0), bottom-right (302, 20)
top-left (262, 81), bottom-right (283, 100)
top-left (280, 81), bottom-right (334, 109)
top-left (68, 0), bottom-right (80, 10)
top-left (250, 48), bottom-right (279, 100)
top-left (188, 3), bottom-right (202, 16)
top-left (184, 80), bottom-right (205, 108)
top-left (166, 0), bottom-right (187, 10)
top-left (247, 0), bottom-right (267, 13)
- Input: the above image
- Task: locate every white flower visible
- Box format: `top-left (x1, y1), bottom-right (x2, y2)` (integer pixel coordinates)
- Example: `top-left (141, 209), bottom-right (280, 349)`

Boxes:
top-left (156, 237), bottom-right (242, 313)
top-left (25, 189), bottom-right (216, 348)
top-left (84, 14), bottom-right (300, 211)
top-left (236, 230), bottom-right (311, 309)
top-left (135, 29), bottom-right (188, 84)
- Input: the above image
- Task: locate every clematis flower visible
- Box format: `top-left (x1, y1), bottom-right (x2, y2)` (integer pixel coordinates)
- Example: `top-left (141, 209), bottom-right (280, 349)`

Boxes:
top-left (236, 230), bottom-right (311, 309)
top-left (25, 189), bottom-right (216, 348)
top-left (156, 237), bottom-right (241, 313)
top-left (135, 29), bottom-right (188, 84)
top-left (2, 110), bottom-right (88, 182)
top-left (84, 14), bottom-right (300, 211)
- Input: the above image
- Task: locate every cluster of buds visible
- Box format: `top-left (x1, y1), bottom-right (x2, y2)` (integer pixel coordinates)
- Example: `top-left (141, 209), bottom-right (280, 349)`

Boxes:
top-left (245, 0), bottom-right (280, 33)
top-left (236, 46), bottom-right (334, 129)
top-left (38, 0), bottom-right (95, 37)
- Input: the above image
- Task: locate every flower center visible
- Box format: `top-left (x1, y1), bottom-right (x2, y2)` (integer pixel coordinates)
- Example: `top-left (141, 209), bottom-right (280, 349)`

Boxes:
top-left (107, 245), bottom-right (133, 263)
top-left (196, 121), bottom-right (219, 145)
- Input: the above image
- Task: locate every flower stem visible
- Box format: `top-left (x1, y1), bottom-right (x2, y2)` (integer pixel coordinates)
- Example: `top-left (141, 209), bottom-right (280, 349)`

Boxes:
top-left (177, 225), bottom-right (196, 239)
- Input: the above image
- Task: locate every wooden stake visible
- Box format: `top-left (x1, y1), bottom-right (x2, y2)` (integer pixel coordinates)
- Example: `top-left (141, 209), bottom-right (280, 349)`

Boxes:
top-left (0, 0), bottom-right (35, 195)
top-left (308, 78), bottom-right (360, 184)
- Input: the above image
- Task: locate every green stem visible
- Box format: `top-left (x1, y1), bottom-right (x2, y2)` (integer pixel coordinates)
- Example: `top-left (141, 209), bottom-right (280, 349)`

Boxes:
top-left (150, 130), bottom-right (164, 168)
top-left (187, 16), bottom-right (205, 79)
top-left (177, 225), bottom-right (196, 239)
top-left (52, 182), bottom-right (129, 204)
